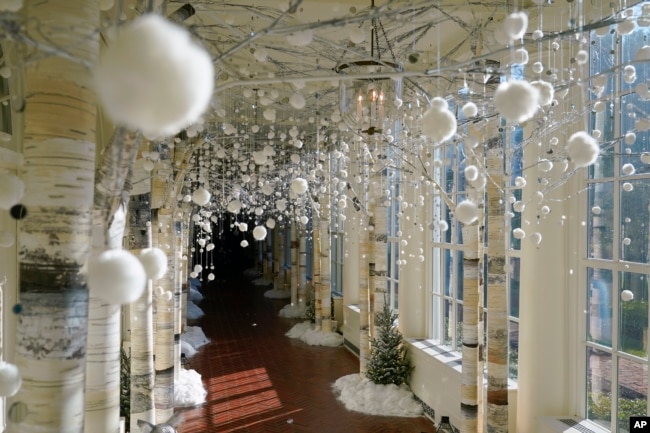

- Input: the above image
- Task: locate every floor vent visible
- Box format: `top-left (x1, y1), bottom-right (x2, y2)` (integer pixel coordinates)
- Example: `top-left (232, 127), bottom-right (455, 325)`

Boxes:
top-left (538, 417), bottom-right (610, 433)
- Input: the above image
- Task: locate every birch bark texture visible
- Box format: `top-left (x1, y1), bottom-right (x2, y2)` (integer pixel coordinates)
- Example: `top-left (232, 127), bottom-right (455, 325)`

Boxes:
top-left (127, 193), bottom-right (156, 432)
top-left (85, 128), bottom-right (141, 433)
top-left (486, 142), bottom-right (509, 432)
top-left (318, 161), bottom-right (332, 332)
top-left (7, 1), bottom-right (99, 432)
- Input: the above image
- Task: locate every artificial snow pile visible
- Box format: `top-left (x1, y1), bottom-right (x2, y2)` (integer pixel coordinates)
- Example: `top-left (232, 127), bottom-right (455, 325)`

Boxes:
top-left (186, 300), bottom-right (205, 320)
top-left (263, 288), bottom-right (291, 299)
top-left (278, 303), bottom-right (307, 319)
top-left (332, 374), bottom-right (423, 417)
top-left (189, 287), bottom-right (203, 303)
top-left (243, 267), bottom-right (261, 280)
top-left (252, 276), bottom-right (273, 286)
top-left (180, 325), bottom-right (210, 358)
top-left (286, 321), bottom-right (343, 347)
top-left (174, 367), bottom-right (207, 407)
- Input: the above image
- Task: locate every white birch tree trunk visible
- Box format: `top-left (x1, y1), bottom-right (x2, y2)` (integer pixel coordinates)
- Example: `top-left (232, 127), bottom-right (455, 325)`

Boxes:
top-left (486, 143), bottom-right (508, 432)
top-left (358, 210), bottom-right (370, 375)
top-left (7, 2), bottom-right (99, 432)
top-left (127, 193), bottom-right (155, 431)
top-left (319, 181), bottom-right (332, 332)
top-left (152, 210), bottom-right (175, 423)
top-left (290, 223), bottom-right (299, 306)
top-left (85, 128), bottom-right (141, 433)
top-left (368, 182), bottom-right (388, 338)
top-left (312, 224), bottom-right (322, 327)
top-left (298, 233), bottom-right (307, 306)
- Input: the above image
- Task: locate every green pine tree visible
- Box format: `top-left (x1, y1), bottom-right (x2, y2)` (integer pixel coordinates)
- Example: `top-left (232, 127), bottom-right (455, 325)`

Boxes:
top-left (365, 299), bottom-right (412, 386)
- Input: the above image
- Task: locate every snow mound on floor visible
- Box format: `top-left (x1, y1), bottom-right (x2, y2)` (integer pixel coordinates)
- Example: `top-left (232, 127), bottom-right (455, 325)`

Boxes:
top-left (264, 289), bottom-right (291, 299)
top-left (243, 267), bottom-right (261, 279)
top-left (189, 287), bottom-right (203, 303)
top-left (180, 325), bottom-right (210, 358)
top-left (332, 374), bottom-right (423, 417)
top-left (253, 277), bottom-right (273, 286)
top-left (278, 303), bottom-right (306, 318)
top-left (174, 368), bottom-right (207, 407)
top-left (286, 320), bottom-right (343, 347)
top-left (186, 300), bottom-right (205, 320)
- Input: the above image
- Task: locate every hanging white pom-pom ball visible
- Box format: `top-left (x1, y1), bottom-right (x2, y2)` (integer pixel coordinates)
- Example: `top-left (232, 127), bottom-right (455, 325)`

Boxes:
top-left (621, 289), bottom-right (634, 302)
top-left (531, 81), bottom-right (554, 106)
top-left (512, 228), bottom-right (526, 239)
top-left (289, 93), bottom-right (306, 109)
top-left (566, 131), bottom-right (599, 168)
top-left (139, 247), bottom-right (168, 280)
top-left (455, 200), bottom-right (479, 225)
top-left (266, 218), bottom-right (276, 229)
top-left (494, 80), bottom-right (540, 123)
top-left (349, 27), bottom-right (365, 44)
top-left (300, 215), bottom-right (309, 224)
top-left (253, 225), bottom-right (267, 241)
top-left (530, 232), bottom-right (542, 245)
top-left (290, 178), bottom-right (309, 195)
top-left (464, 165), bottom-right (479, 182)
top-left (88, 249), bottom-right (147, 304)
top-left (503, 11), bottom-right (528, 40)
top-left (192, 187), bottom-right (211, 206)
top-left (622, 163), bottom-right (636, 175)
top-left (462, 102), bottom-right (478, 118)
top-left (0, 362), bottom-right (22, 397)
top-left (227, 199), bottom-right (242, 214)
top-left (421, 98), bottom-right (457, 143)
top-left (95, 14), bottom-right (214, 138)
top-left (240, 240), bottom-right (249, 248)
top-left (0, 173), bottom-right (25, 210)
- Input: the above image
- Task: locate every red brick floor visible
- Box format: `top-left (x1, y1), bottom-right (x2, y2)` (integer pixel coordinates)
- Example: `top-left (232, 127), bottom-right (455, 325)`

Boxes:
top-left (177, 275), bottom-right (436, 433)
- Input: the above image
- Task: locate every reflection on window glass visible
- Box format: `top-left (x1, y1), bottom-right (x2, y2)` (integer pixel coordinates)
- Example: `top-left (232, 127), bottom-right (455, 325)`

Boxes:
top-left (588, 182), bottom-right (614, 260)
top-left (619, 271), bottom-right (648, 359)
top-left (619, 180), bottom-right (650, 264)
top-left (509, 257), bottom-right (520, 318)
top-left (587, 347), bottom-right (612, 430)
top-left (509, 320), bottom-right (518, 380)
top-left (617, 358), bottom-right (647, 433)
top-left (588, 268), bottom-right (613, 347)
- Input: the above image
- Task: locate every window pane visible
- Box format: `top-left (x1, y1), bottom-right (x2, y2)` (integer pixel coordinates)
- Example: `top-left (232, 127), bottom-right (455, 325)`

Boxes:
top-left (432, 295), bottom-right (441, 341)
top-left (509, 320), bottom-right (519, 380)
top-left (620, 180), bottom-right (650, 264)
top-left (443, 249), bottom-right (452, 297)
top-left (393, 281), bottom-right (399, 310)
top-left (587, 347), bottom-right (612, 429)
top-left (588, 268), bottom-right (613, 347)
top-left (617, 358), bottom-right (647, 433)
top-left (620, 93), bottom-right (650, 172)
top-left (443, 298), bottom-right (453, 346)
top-left (456, 302), bottom-right (464, 348)
top-left (619, 271), bottom-right (648, 359)
top-left (588, 182), bottom-right (614, 260)
top-left (509, 257), bottom-right (520, 319)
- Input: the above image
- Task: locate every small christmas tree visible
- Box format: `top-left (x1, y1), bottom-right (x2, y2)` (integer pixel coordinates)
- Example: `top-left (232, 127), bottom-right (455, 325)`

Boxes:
top-left (365, 298), bottom-right (412, 386)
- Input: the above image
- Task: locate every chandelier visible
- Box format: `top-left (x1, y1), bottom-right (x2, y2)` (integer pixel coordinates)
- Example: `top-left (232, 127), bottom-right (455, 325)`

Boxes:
top-left (335, 0), bottom-right (402, 136)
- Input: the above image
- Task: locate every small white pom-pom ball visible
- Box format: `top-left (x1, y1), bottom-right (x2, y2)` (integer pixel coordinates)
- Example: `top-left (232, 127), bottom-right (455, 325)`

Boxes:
top-left (95, 14), bottom-right (214, 138)
top-left (464, 165), bottom-right (479, 182)
top-left (240, 240), bottom-right (249, 248)
top-left (266, 218), bottom-right (276, 229)
top-left (349, 27), bottom-right (365, 44)
top-left (290, 177), bottom-right (309, 195)
top-left (513, 228), bottom-right (526, 239)
top-left (621, 289), bottom-right (634, 302)
top-left (192, 187), bottom-right (211, 206)
top-left (530, 232), bottom-right (542, 245)
top-left (455, 200), bottom-right (479, 225)
top-left (227, 199), bottom-right (242, 214)
top-left (253, 225), bottom-right (267, 241)
top-left (289, 93), bottom-right (306, 109)
top-left (139, 247), bottom-right (168, 280)
top-left (0, 362), bottom-right (22, 397)
top-left (0, 173), bottom-right (25, 210)
top-left (88, 249), bottom-right (147, 304)
top-left (566, 131), bottom-right (599, 168)
top-left (513, 48), bottom-right (529, 64)
top-left (462, 102), bottom-right (478, 117)
top-left (622, 163), bottom-right (636, 175)
top-left (503, 11), bottom-right (528, 40)
top-left (494, 80), bottom-right (540, 123)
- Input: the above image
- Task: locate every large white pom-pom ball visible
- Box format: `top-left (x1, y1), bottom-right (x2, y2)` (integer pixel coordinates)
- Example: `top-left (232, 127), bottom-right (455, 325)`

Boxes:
top-left (227, 199), bottom-right (242, 214)
top-left (0, 362), bottom-right (21, 397)
top-left (88, 249), bottom-right (147, 304)
top-left (253, 225), bottom-right (267, 241)
top-left (139, 247), bottom-right (168, 280)
top-left (290, 177), bottom-right (309, 195)
top-left (621, 289), bottom-right (634, 302)
top-left (0, 173), bottom-right (24, 210)
top-left (503, 11), bottom-right (528, 40)
top-left (531, 80), bottom-right (555, 106)
top-left (494, 80), bottom-right (540, 123)
top-left (289, 93), bottom-right (306, 109)
top-left (191, 187), bottom-right (211, 206)
top-left (421, 98), bottom-right (457, 143)
top-left (566, 131), bottom-right (599, 167)
top-left (95, 14), bottom-right (214, 138)
top-left (455, 200), bottom-right (479, 225)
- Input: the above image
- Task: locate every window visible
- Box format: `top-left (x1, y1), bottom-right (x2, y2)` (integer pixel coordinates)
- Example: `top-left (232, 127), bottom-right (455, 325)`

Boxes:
top-left (386, 165), bottom-right (400, 311)
top-left (585, 14), bottom-right (649, 432)
top-left (330, 153), bottom-right (345, 296)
